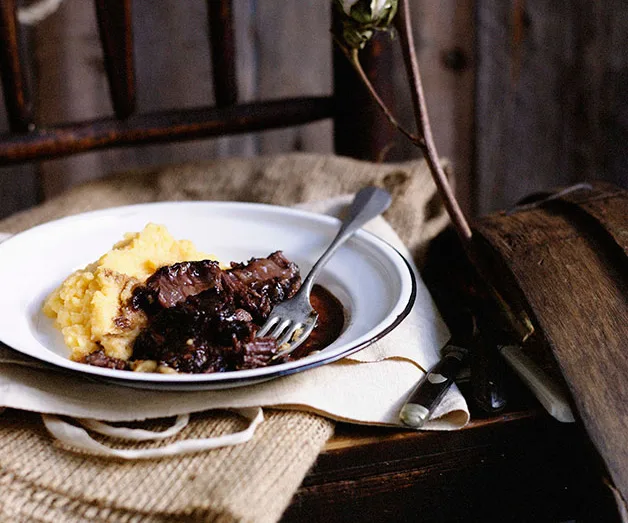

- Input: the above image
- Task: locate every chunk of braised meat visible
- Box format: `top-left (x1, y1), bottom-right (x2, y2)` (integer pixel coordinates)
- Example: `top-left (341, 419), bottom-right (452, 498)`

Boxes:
top-left (133, 252), bottom-right (300, 319)
top-left (126, 251), bottom-right (300, 374)
top-left (229, 337), bottom-right (279, 370)
top-left (224, 251), bottom-right (301, 321)
top-left (132, 290), bottom-right (262, 371)
top-left (159, 339), bottom-right (229, 374)
top-left (157, 335), bottom-right (279, 373)
top-left (133, 259), bottom-right (223, 311)
top-left (219, 274), bottom-right (270, 321)
top-left (227, 251), bottom-right (301, 301)
top-left (213, 305), bottom-right (256, 342)
top-left (132, 298), bottom-right (207, 362)
top-left (83, 349), bottom-right (128, 370)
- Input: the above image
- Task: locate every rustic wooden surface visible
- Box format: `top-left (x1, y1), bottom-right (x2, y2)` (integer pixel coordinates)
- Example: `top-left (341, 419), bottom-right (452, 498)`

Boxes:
top-left (282, 382), bottom-right (619, 522)
top-left (473, 184), bottom-right (628, 514)
top-left (475, 0), bottom-right (628, 214)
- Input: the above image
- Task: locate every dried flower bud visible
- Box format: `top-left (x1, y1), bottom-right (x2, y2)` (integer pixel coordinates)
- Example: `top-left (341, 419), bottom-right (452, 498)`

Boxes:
top-left (334, 0), bottom-right (398, 49)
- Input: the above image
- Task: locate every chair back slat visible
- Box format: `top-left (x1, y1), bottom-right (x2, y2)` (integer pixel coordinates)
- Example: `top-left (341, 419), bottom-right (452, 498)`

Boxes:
top-left (95, 0), bottom-right (135, 119)
top-left (0, 96), bottom-right (334, 166)
top-left (207, 0), bottom-right (238, 107)
top-left (0, 0), bottom-right (33, 132)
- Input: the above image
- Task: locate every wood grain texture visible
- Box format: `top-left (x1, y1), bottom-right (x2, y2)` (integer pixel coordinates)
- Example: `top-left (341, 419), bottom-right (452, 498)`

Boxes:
top-left (475, 0), bottom-right (628, 214)
top-left (0, 97), bottom-right (334, 166)
top-left (283, 385), bottom-right (619, 522)
top-left (559, 183), bottom-right (628, 254)
top-left (94, 0), bottom-right (135, 119)
top-left (332, 0), bottom-right (475, 213)
top-left (396, 0), bottom-right (475, 214)
top-left (473, 184), bottom-right (628, 513)
top-left (130, 0), bottom-right (250, 169)
top-left (33, 0), bottom-right (257, 197)
top-left (254, 0), bottom-right (333, 156)
top-left (332, 22), bottom-right (397, 162)
top-left (0, 0), bottom-right (33, 132)
top-left (33, 0), bottom-right (137, 196)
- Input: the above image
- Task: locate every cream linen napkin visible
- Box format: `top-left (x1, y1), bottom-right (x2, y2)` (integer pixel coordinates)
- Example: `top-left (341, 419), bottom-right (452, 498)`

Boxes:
top-left (0, 197), bottom-right (469, 449)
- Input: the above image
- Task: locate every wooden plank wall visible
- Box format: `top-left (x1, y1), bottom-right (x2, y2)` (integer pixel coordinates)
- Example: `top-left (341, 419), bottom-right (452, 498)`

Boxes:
top-left (476, 0), bottom-right (628, 214)
top-left (395, 0), bottom-right (475, 213)
top-left (0, 0), bottom-right (475, 221)
top-left (31, 0), bottom-right (259, 198)
top-left (12, 1), bottom-right (628, 221)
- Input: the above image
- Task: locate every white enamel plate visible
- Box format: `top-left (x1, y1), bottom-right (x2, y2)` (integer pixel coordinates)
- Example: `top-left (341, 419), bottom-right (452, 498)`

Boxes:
top-left (0, 202), bottom-right (416, 390)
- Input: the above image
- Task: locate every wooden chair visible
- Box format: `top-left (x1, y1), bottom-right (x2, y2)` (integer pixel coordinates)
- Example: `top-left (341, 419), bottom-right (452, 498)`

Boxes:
top-left (0, 1), bottom-right (620, 521)
top-left (0, 0), bottom-right (395, 169)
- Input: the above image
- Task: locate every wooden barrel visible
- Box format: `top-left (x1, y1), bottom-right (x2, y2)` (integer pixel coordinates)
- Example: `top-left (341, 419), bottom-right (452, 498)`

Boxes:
top-left (473, 183), bottom-right (628, 516)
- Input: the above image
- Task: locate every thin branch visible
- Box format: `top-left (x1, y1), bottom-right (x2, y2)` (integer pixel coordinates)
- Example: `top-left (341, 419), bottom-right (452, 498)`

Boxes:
top-left (333, 1), bottom-right (533, 343)
top-left (394, 0), bottom-right (472, 242)
top-left (337, 41), bottom-right (422, 146)
top-left (393, 0), bottom-right (531, 341)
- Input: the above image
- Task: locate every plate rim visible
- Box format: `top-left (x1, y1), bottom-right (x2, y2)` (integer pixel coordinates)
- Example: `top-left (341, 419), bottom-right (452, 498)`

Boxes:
top-left (0, 200), bottom-right (417, 386)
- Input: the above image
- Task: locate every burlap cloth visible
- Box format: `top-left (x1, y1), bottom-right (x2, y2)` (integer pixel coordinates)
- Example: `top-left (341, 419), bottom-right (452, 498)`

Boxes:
top-left (0, 153), bottom-right (450, 522)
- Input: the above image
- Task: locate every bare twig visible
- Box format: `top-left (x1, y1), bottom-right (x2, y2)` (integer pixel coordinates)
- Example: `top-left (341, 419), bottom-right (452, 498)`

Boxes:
top-left (333, 0), bottom-right (532, 342)
top-left (394, 0), bottom-right (472, 242)
top-left (393, 0), bottom-right (531, 341)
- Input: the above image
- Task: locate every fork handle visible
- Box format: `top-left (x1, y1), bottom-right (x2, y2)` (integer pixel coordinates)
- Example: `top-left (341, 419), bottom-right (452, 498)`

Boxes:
top-left (300, 187), bottom-right (392, 296)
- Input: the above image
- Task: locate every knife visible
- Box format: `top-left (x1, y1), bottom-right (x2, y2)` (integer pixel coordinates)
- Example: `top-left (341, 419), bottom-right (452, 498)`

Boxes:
top-left (498, 344), bottom-right (575, 423)
top-left (399, 344), bottom-right (468, 428)
top-left (399, 341), bottom-right (575, 427)
top-left (414, 224), bottom-right (576, 426)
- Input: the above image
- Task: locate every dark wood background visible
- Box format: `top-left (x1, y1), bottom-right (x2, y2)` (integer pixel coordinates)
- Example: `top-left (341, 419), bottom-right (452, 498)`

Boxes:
top-left (475, 0), bottom-right (628, 215)
top-left (0, 0), bottom-right (626, 220)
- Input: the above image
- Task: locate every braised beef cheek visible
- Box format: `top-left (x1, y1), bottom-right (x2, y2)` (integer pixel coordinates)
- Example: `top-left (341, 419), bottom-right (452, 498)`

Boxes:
top-left (133, 259), bottom-right (223, 310)
top-left (84, 252), bottom-right (344, 374)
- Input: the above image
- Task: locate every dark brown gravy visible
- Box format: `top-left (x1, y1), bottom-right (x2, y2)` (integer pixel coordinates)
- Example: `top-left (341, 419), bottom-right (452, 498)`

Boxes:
top-left (286, 284), bottom-right (345, 361)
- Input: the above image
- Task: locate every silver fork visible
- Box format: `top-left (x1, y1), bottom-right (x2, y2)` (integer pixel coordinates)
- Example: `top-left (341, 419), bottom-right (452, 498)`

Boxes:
top-left (256, 186), bottom-right (392, 359)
